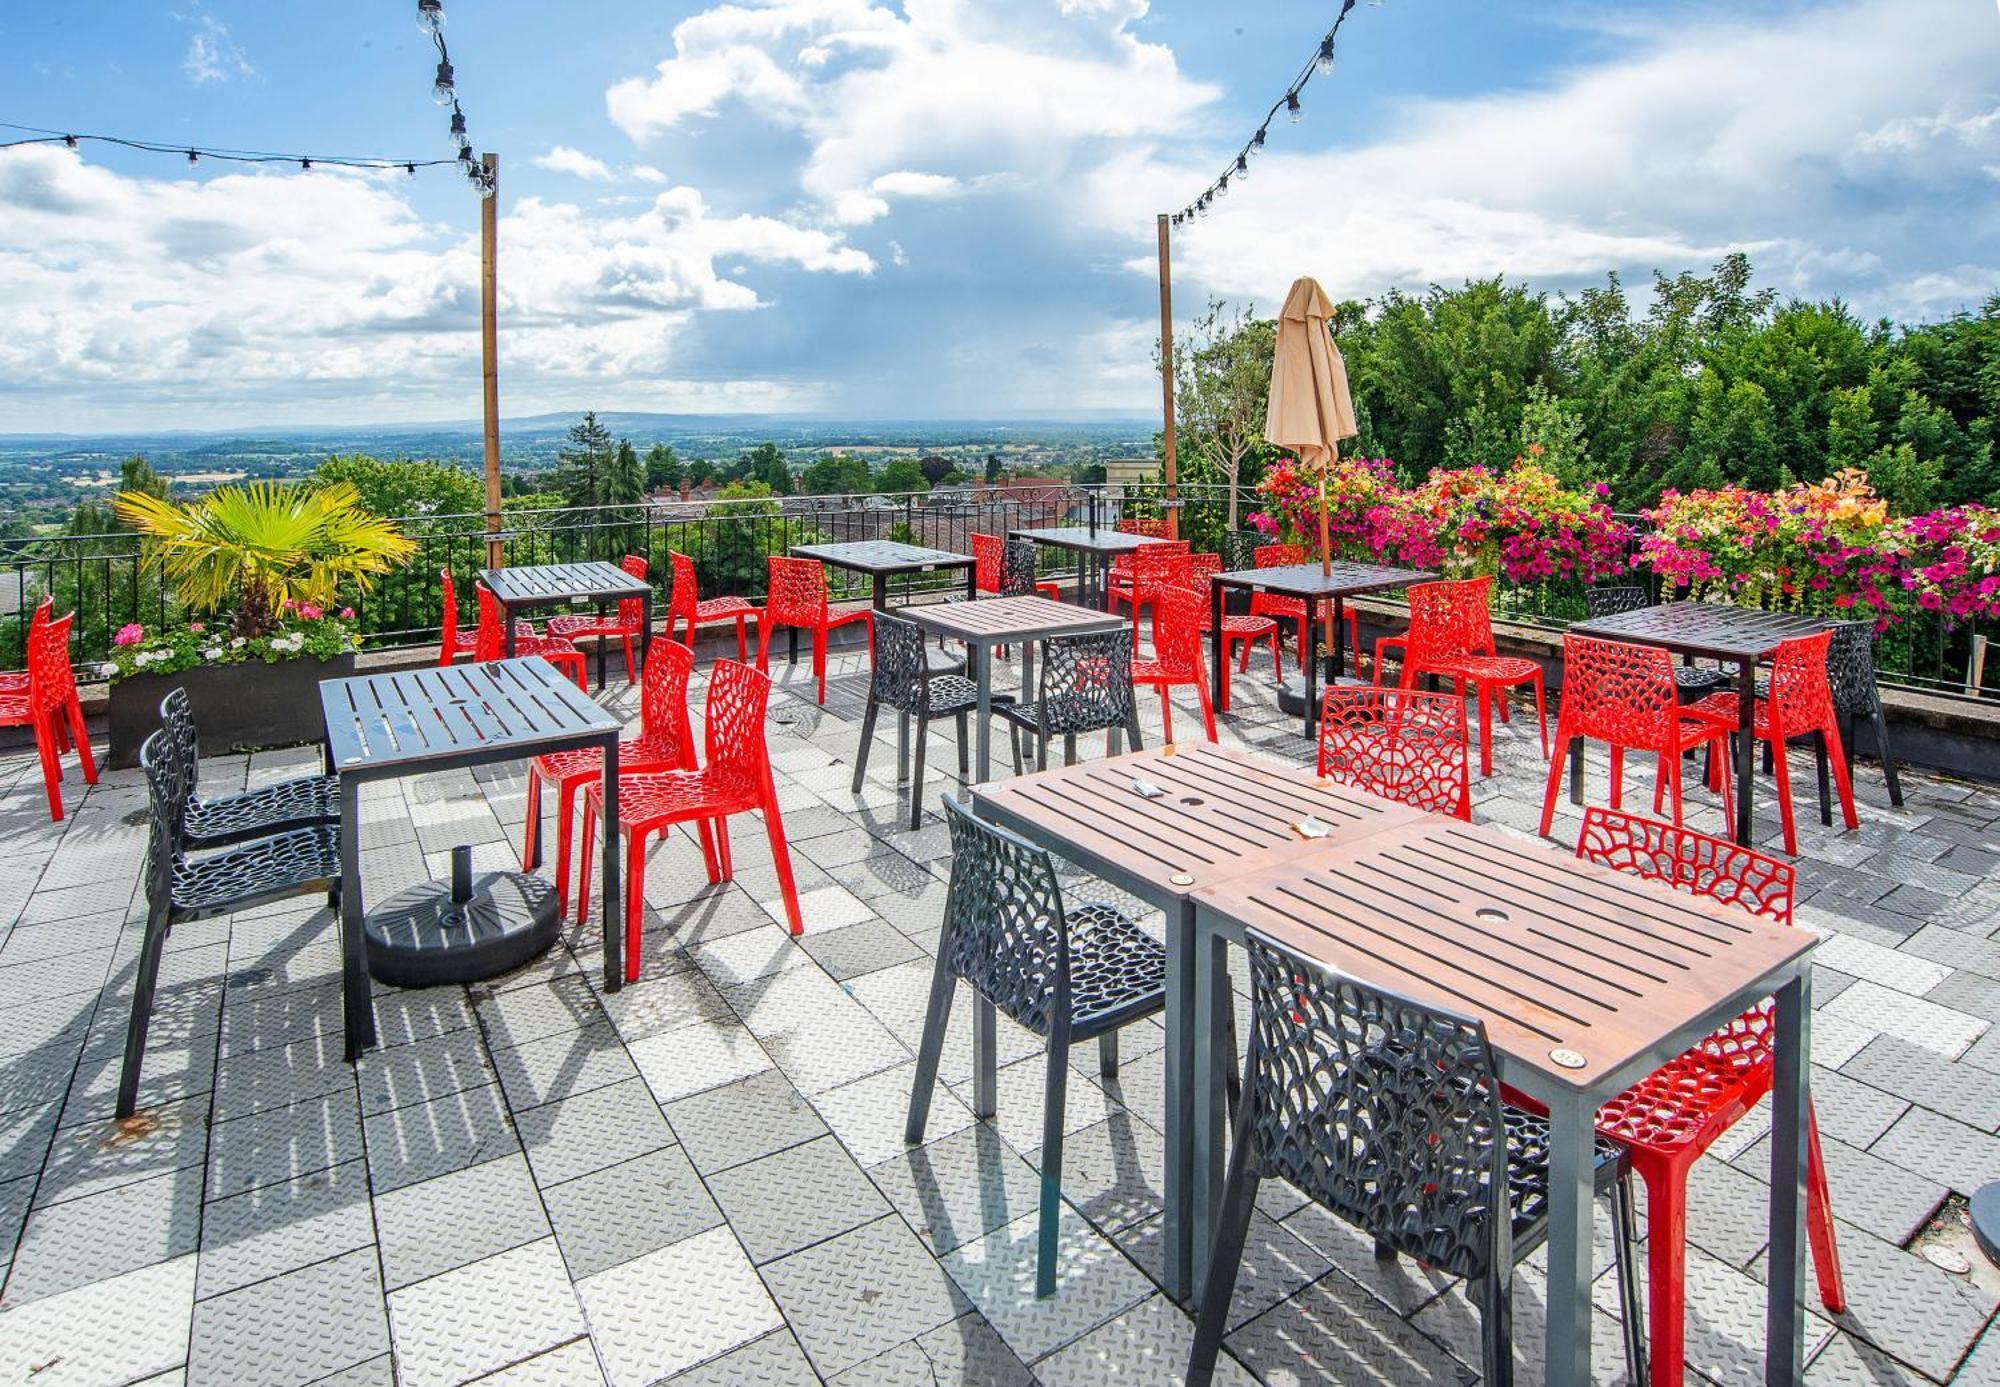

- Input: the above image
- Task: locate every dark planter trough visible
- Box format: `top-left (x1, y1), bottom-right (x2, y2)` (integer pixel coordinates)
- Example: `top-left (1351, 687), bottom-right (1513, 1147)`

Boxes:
top-left (107, 653), bottom-right (356, 769)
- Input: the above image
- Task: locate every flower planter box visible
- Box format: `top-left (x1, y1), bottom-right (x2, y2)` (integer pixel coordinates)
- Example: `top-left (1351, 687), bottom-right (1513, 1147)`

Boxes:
top-left (107, 653), bottom-right (356, 770)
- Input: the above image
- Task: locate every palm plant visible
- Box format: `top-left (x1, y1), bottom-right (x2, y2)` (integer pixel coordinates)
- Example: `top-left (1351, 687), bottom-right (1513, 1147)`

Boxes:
top-left (116, 481), bottom-right (416, 637)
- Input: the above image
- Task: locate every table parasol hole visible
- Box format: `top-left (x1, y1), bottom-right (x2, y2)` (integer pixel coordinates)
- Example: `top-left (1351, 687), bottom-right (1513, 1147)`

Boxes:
top-left (1179, 796), bottom-right (1205, 807)
top-left (1475, 907), bottom-right (1510, 923)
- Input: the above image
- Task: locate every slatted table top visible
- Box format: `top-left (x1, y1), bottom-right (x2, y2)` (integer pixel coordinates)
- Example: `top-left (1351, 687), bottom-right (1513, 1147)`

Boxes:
top-left (899, 593), bottom-right (1125, 644)
top-left (1212, 561), bottom-right (1435, 599)
top-left (1200, 815), bottom-right (1816, 1092)
top-left (1569, 600), bottom-right (1831, 661)
top-left (1010, 527), bottom-right (1170, 556)
top-left (973, 743), bottom-right (1425, 900)
top-left (789, 540), bottom-right (974, 573)
top-left (321, 657), bottom-right (620, 773)
top-left (480, 561), bottom-right (650, 605)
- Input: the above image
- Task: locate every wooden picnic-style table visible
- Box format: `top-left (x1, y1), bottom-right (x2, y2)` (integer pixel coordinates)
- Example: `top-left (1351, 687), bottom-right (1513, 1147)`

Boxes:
top-left (1568, 601), bottom-right (1832, 845)
top-left (900, 594), bottom-right (1126, 783)
top-left (1009, 526), bottom-right (1168, 610)
top-left (970, 742), bottom-right (1428, 1300)
top-left (1208, 561), bottom-right (1433, 734)
top-left (318, 657), bottom-right (627, 1058)
top-left (481, 560), bottom-right (654, 691)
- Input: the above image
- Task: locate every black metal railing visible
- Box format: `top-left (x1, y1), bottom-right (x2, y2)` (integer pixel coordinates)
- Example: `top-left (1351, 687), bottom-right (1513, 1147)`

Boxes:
top-left (5, 482), bottom-right (1993, 703)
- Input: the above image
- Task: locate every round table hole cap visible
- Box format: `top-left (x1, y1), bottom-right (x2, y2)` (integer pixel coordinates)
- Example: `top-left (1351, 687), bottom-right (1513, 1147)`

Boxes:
top-left (1549, 1047), bottom-right (1588, 1070)
top-left (1169, 872), bottom-right (1197, 887)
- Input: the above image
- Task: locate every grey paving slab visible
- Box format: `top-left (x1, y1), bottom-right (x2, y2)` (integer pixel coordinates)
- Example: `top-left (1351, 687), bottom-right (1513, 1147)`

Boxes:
top-left (0, 1099), bottom-right (60, 1185)
top-left (466, 1340), bottom-right (606, 1386)
top-left (575, 1224), bottom-right (782, 1385)
top-left (364, 1081), bottom-right (518, 1199)
top-left (1783, 1216), bottom-right (1998, 1381)
top-left (204, 1085), bottom-right (360, 1200)
top-left (489, 1021), bottom-right (638, 1110)
top-left (826, 1312), bottom-right (1035, 1387)
top-left (1033, 1110), bottom-right (1168, 1236)
top-left (663, 1329), bottom-right (815, 1387)
top-left (354, 1023), bottom-right (494, 1116)
top-left (374, 1151), bottom-right (551, 1291)
top-left (1280, 1199), bottom-right (1462, 1318)
top-left (1870, 1104), bottom-right (2000, 1196)
top-left (798, 917), bottom-right (924, 981)
top-left (1226, 1265), bottom-right (1473, 1386)
top-left (1734, 1128), bottom-right (1949, 1244)
top-left (514, 1076), bottom-right (674, 1188)
top-left (865, 1120), bottom-right (1043, 1256)
top-left (211, 1026), bottom-right (351, 1123)
top-left (710, 1134), bottom-right (892, 1264)
top-left (3, 1163), bottom-right (201, 1305)
top-left (1842, 1032), bottom-right (2000, 1130)
top-left (625, 1016), bottom-right (773, 1104)
top-left (370, 984), bottom-right (479, 1049)
top-left (0, 1041), bottom-right (83, 1116)
top-left (1803, 1333), bottom-right (1931, 1386)
top-left (542, 1144), bottom-right (721, 1280)
top-left (762, 1214), bottom-right (972, 1378)
top-left (306, 1353), bottom-right (397, 1386)
top-left (39, 1092), bottom-right (211, 1206)
top-left (195, 1158), bottom-right (374, 1300)
top-left (940, 1205), bottom-right (1152, 1362)
top-left (386, 1238), bottom-right (586, 1387)
top-left (474, 973), bottom-right (606, 1049)
top-left (1036, 1293), bottom-right (1259, 1387)
top-left (187, 1246), bottom-right (389, 1387)
top-left (662, 1067), bottom-right (827, 1174)
top-left (0, 1252), bottom-right (197, 1387)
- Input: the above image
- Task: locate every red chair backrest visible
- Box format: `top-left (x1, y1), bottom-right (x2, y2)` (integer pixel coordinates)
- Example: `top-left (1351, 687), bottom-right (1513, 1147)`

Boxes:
top-left (970, 534), bottom-right (1004, 594)
top-left (473, 582), bottom-right (504, 662)
top-left (614, 554), bottom-right (650, 628)
top-left (1575, 805), bottom-right (1794, 924)
top-left (703, 658), bottom-right (773, 784)
top-left (638, 637), bottom-right (698, 766)
top-left (1559, 633), bottom-right (1681, 754)
top-left (1146, 585), bottom-right (1207, 680)
top-left (29, 610), bottom-right (77, 710)
top-left (1767, 631), bottom-right (1836, 734)
top-left (1254, 543), bottom-right (1303, 569)
top-left (765, 556), bottom-right (829, 626)
top-left (668, 552), bottom-right (700, 626)
top-left (1130, 543), bottom-right (1192, 602)
top-left (1118, 517), bottom-right (1166, 538)
top-left (1188, 552), bottom-right (1222, 593)
top-left (440, 569), bottom-right (463, 649)
top-left (1317, 686), bottom-right (1471, 820)
top-left (1404, 578), bottom-right (1489, 671)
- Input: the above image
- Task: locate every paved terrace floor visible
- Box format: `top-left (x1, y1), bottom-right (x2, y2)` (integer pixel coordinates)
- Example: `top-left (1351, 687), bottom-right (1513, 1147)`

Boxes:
top-left (1, 646), bottom-right (1997, 1387)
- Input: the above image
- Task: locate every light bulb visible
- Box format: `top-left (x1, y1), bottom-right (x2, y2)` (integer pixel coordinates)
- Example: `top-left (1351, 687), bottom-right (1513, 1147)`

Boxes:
top-left (1216, 175), bottom-right (1229, 199)
top-left (1285, 91), bottom-right (1303, 123)
top-left (186, 149), bottom-right (199, 165)
top-left (449, 109), bottom-right (468, 154)
top-left (1316, 38), bottom-right (1336, 75)
top-left (1234, 153), bottom-right (1249, 181)
top-left (1251, 126), bottom-right (1267, 150)
top-left (432, 59), bottom-right (455, 106)
top-left (417, 0), bottom-right (445, 37)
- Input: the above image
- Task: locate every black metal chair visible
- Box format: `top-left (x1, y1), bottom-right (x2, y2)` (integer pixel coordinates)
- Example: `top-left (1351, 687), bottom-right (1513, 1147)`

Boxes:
top-left (118, 720), bottom-right (342, 1118)
top-left (1585, 585), bottom-right (1731, 701)
top-left (1187, 931), bottom-right (1646, 1387)
top-left (158, 687), bottom-right (339, 847)
top-left (995, 630), bottom-right (1143, 773)
top-left (1825, 619), bottom-right (1903, 807)
top-left (905, 798), bottom-right (1166, 1297)
top-left (852, 612), bottom-right (1006, 830)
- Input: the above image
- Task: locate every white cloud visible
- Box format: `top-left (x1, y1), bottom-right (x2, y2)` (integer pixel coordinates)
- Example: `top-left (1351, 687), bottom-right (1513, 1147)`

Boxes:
top-left (179, 15), bottom-right (255, 84)
top-left (531, 146), bottom-right (617, 181)
top-left (631, 164), bottom-right (668, 184)
top-left (869, 170), bottom-right (961, 198)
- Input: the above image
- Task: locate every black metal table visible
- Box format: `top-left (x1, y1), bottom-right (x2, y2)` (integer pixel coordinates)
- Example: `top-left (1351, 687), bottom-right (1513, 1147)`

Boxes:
top-left (319, 658), bottom-right (625, 1059)
top-left (789, 539), bottom-right (976, 610)
top-left (1569, 601), bottom-right (1832, 845)
top-left (481, 561), bottom-right (654, 691)
top-left (1009, 527), bottom-right (1166, 610)
top-left (1209, 561), bottom-right (1433, 733)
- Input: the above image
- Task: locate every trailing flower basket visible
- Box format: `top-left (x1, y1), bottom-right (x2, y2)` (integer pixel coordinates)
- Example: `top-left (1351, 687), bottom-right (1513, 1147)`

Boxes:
top-left (107, 650), bottom-right (356, 769)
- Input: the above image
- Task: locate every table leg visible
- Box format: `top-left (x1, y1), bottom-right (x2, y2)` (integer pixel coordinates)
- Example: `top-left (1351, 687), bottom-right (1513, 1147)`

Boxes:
top-left (1736, 657), bottom-right (1757, 845)
top-left (1331, 596), bottom-right (1347, 681)
top-left (1161, 900), bottom-right (1197, 1302)
top-left (1543, 1085), bottom-right (1597, 1387)
top-left (504, 602), bottom-right (518, 659)
top-left (601, 737), bottom-right (623, 992)
top-left (638, 591), bottom-right (652, 676)
top-left (1301, 596), bottom-right (1322, 737)
top-left (1209, 581), bottom-right (1226, 710)
top-left (1766, 970), bottom-right (1812, 1385)
top-left (595, 601), bottom-right (608, 692)
top-left (1570, 733), bottom-right (1586, 806)
top-left (974, 641), bottom-right (992, 784)
top-left (1098, 553), bottom-right (1114, 612)
top-left (964, 565), bottom-right (977, 603)
top-left (338, 777), bottom-right (376, 1060)
top-left (872, 572), bottom-right (888, 611)
top-left (1190, 922), bottom-right (1231, 1298)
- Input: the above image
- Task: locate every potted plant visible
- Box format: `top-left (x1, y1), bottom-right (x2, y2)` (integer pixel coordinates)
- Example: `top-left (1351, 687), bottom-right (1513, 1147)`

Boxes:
top-left (103, 481), bottom-right (415, 767)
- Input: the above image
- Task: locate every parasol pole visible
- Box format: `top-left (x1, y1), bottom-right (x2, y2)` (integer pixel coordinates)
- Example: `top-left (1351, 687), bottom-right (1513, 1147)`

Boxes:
top-left (481, 152), bottom-right (504, 571)
top-left (1318, 451), bottom-right (1333, 578)
top-left (1157, 213), bottom-right (1179, 540)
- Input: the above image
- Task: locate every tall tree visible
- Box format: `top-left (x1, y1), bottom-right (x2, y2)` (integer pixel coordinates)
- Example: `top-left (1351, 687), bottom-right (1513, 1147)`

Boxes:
top-left (802, 453), bottom-right (871, 495)
top-left (643, 442), bottom-right (683, 492)
top-left (1172, 299), bottom-right (1276, 534)
top-left (551, 413), bottom-right (643, 509)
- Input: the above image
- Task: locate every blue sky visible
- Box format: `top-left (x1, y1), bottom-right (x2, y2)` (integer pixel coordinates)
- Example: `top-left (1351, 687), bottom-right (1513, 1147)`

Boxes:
top-left (2, 1), bottom-right (1997, 432)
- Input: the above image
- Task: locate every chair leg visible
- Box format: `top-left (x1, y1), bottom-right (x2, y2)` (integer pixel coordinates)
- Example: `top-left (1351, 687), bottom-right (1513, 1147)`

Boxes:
top-left (624, 827), bottom-right (649, 983)
top-left (1126, 704), bottom-right (1144, 753)
top-left (1824, 719), bottom-right (1860, 830)
top-left (909, 713), bottom-right (929, 832)
top-left (1613, 1173), bottom-right (1650, 1387)
top-left (1531, 675), bottom-right (1548, 758)
top-left (904, 947), bottom-right (958, 1145)
top-left (1187, 1077), bottom-right (1263, 1387)
top-left (1771, 734), bottom-right (1799, 855)
top-left (1641, 1162), bottom-right (1688, 1387)
top-left (1010, 722), bottom-right (1025, 776)
top-left (1063, 733), bottom-right (1077, 768)
top-left (1805, 1104), bottom-right (1847, 1314)
top-left (1477, 685), bottom-right (1495, 778)
top-left (762, 794), bottom-right (804, 935)
top-left (66, 695), bottom-right (97, 784)
top-left (32, 710), bottom-right (65, 821)
top-left (1036, 1028), bottom-right (1071, 1299)
top-left (1480, 1270), bottom-right (1516, 1387)
top-left (521, 770), bottom-right (542, 872)
top-left (1097, 1029), bottom-right (1119, 1078)
top-left (574, 795), bottom-right (597, 925)
top-left (1536, 727), bottom-right (1570, 838)
top-left (1815, 731), bottom-right (1833, 828)
top-left (1610, 745), bottom-right (1625, 811)
top-left (755, 616), bottom-right (772, 671)
top-left (813, 630), bottom-right (828, 704)
top-left (851, 697), bottom-right (880, 795)
top-left (553, 781), bottom-right (578, 915)
top-left (1195, 672), bottom-right (1218, 742)
top-left (1871, 702), bottom-right (1904, 806)
top-left (955, 711), bottom-right (969, 778)
top-left (621, 634), bottom-right (637, 685)
top-left (1157, 686), bottom-right (1174, 744)
top-left (116, 903), bottom-right (173, 1118)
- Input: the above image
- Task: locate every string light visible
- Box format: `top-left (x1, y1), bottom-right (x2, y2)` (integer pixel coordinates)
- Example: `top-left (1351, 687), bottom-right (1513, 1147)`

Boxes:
top-left (0, 124), bottom-right (471, 175)
top-left (420, 2), bottom-right (494, 197)
top-left (1174, 0), bottom-right (1367, 228)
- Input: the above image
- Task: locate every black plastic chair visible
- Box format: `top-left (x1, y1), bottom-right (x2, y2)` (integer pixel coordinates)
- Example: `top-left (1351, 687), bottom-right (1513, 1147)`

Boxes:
top-left (852, 612), bottom-right (1005, 830)
top-left (1825, 619), bottom-right (1903, 807)
top-left (905, 798), bottom-right (1166, 1297)
top-left (995, 630), bottom-right (1143, 773)
top-left (158, 687), bottom-right (339, 847)
top-left (1187, 931), bottom-right (1645, 1387)
top-left (118, 720), bottom-right (342, 1118)
top-left (1585, 585), bottom-right (1731, 701)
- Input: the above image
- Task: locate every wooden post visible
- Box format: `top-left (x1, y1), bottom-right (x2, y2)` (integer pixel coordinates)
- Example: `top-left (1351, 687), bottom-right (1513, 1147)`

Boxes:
top-left (481, 152), bottom-right (504, 571)
top-left (1157, 213), bottom-right (1179, 541)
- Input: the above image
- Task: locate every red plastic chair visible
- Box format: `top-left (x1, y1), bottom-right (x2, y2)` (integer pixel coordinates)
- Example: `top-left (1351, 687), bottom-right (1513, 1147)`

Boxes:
top-left (0, 611), bottom-right (97, 821)
top-left (1687, 630), bottom-right (1859, 856)
top-left (547, 554), bottom-right (651, 684)
top-left (1132, 584), bottom-right (1217, 743)
top-left (666, 551), bottom-right (757, 662)
top-left (970, 533), bottom-right (1058, 599)
top-left (1399, 577), bottom-right (1548, 777)
top-left (0, 597), bottom-right (52, 696)
top-left (1106, 520), bottom-right (1176, 610)
top-left (1188, 553), bottom-right (1280, 711)
top-left (1573, 805), bottom-right (1845, 1386)
top-left (756, 556), bottom-right (873, 705)
top-left (1537, 634), bottom-right (1735, 837)
top-left (576, 659), bottom-right (803, 975)
top-left (1121, 544), bottom-right (1193, 650)
top-left (438, 569), bottom-right (480, 666)
top-left (473, 583), bottom-right (588, 689)
top-left (523, 637), bottom-right (703, 915)
top-left (1316, 686), bottom-right (1471, 820)
top-left (1252, 542), bottom-right (1361, 674)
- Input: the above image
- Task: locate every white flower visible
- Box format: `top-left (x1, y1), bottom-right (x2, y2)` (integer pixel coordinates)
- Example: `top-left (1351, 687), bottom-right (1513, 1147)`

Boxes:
top-left (202, 646), bottom-right (224, 661)
top-left (99, 662), bottom-right (119, 678)
top-left (230, 636), bottom-right (247, 649)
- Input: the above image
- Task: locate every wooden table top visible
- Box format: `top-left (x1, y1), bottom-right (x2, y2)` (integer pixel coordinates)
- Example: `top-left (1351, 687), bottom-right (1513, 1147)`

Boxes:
top-left (972, 743), bottom-right (1425, 899)
top-left (321, 657), bottom-right (619, 774)
top-left (1569, 601), bottom-right (1831, 662)
top-left (1199, 815), bottom-right (1816, 1092)
top-left (900, 594), bottom-right (1124, 644)
top-left (480, 561), bottom-right (650, 605)
top-left (1010, 527), bottom-right (1168, 556)
top-left (790, 540), bottom-right (973, 574)
top-left (1212, 561), bottom-right (1434, 599)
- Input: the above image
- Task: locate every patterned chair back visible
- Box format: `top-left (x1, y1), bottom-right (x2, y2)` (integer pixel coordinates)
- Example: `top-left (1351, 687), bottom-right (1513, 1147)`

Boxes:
top-left (473, 583), bottom-right (506, 662)
top-left (1316, 687), bottom-right (1471, 820)
top-left (1823, 620), bottom-right (1881, 716)
top-left (613, 554), bottom-right (651, 628)
top-left (1254, 543), bottom-right (1303, 569)
top-left (765, 556), bottom-right (830, 626)
top-left (1033, 631), bottom-right (1136, 735)
top-left (1575, 805), bottom-right (1793, 924)
top-left (702, 658), bottom-right (773, 786)
top-left (638, 638), bottom-right (698, 763)
top-left (1146, 585), bottom-right (1207, 682)
top-left (666, 552), bottom-right (701, 628)
top-left (1585, 585), bottom-right (1652, 621)
top-left (969, 534), bottom-right (1004, 594)
top-left (999, 538), bottom-right (1043, 598)
top-left (867, 613), bottom-right (931, 716)
top-left (1559, 633), bottom-right (1682, 755)
top-left (139, 721), bottom-right (196, 911)
top-left (939, 797), bottom-right (1069, 1037)
top-left (28, 610), bottom-right (78, 712)
top-left (1767, 631), bottom-right (1837, 733)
